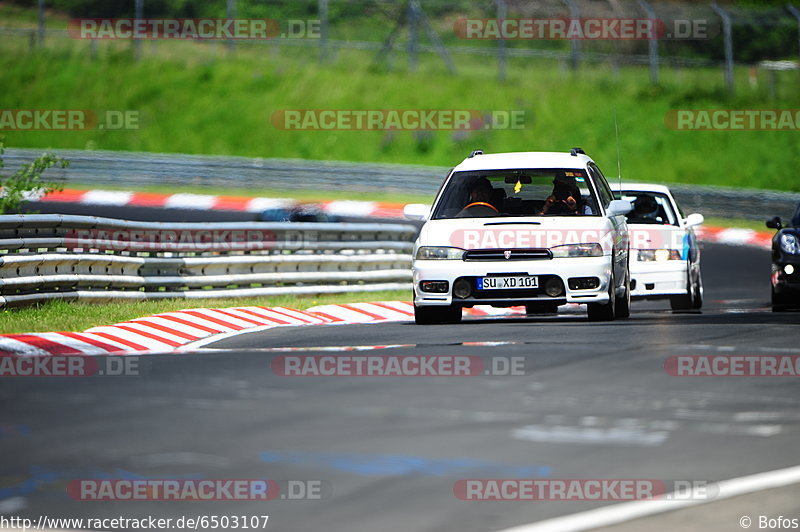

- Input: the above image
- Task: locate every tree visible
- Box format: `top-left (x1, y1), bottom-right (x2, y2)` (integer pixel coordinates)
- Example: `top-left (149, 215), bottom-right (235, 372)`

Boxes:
top-left (0, 138), bottom-right (69, 214)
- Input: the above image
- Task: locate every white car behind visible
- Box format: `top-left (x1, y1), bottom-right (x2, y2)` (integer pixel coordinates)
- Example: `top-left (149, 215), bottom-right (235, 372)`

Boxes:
top-left (620, 183), bottom-right (704, 311)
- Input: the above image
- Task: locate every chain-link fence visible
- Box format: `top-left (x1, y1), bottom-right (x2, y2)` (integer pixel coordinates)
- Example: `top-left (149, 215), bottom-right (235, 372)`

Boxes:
top-left (4, 0), bottom-right (800, 88)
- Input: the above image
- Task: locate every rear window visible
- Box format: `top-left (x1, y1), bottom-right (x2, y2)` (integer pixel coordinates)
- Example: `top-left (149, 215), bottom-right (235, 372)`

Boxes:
top-left (431, 169), bottom-right (600, 220)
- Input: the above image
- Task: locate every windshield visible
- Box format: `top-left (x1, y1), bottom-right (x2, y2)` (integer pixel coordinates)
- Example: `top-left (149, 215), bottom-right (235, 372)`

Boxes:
top-left (621, 191), bottom-right (679, 226)
top-left (432, 169), bottom-right (599, 220)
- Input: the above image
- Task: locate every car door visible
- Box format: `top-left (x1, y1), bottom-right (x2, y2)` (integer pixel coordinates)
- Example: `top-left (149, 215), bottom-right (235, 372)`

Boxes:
top-left (588, 164), bottom-right (629, 289)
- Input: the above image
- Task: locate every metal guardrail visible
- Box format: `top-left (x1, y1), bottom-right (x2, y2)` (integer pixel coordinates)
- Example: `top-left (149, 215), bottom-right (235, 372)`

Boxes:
top-left (0, 214), bottom-right (416, 308)
top-left (3, 148), bottom-right (449, 196)
top-left (5, 149), bottom-right (799, 221)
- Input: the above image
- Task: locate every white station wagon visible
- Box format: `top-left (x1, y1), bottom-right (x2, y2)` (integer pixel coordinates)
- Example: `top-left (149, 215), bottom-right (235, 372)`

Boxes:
top-left (406, 149), bottom-right (633, 324)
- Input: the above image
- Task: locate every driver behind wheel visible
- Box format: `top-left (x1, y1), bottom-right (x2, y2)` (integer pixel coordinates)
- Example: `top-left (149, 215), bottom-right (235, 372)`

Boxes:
top-left (455, 177), bottom-right (500, 218)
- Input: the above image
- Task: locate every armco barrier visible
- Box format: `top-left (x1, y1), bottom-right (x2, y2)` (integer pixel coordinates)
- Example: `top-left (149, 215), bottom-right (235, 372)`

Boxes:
top-left (4, 149), bottom-right (798, 221)
top-left (0, 214), bottom-right (416, 308)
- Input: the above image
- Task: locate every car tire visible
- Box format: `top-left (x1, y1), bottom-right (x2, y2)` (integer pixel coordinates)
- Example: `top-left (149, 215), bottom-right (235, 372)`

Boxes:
top-left (525, 302), bottom-right (559, 314)
top-left (414, 304), bottom-right (462, 324)
top-left (771, 287), bottom-right (790, 312)
top-left (615, 269), bottom-right (631, 319)
top-left (670, 272), bottom-right (694, 311)
top-left (691, 271), bottom-right (703, 310)
top-left (587, 274), bottom-right (616, 322)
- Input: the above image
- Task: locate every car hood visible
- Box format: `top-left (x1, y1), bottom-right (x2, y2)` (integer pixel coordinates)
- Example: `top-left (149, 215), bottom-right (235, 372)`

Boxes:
top-left (418, 216), bottom-right (619, 250)
top-left (626, 222), bottom-right (686, 251)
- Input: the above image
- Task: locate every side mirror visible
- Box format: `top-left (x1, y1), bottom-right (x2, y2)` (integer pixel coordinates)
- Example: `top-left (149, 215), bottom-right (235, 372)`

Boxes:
top-left (766, 216), bottom-right (783, 230)
top-left (607, 199), bottom-right (633, 217)
top-left (403, 203), bottom-right (430, 221)
top-left (685, 213), bottom-right (705, 227)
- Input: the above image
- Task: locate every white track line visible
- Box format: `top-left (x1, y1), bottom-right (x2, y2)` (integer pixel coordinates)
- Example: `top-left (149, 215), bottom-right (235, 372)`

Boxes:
top-left (495, 464), bottom-right (800, 532)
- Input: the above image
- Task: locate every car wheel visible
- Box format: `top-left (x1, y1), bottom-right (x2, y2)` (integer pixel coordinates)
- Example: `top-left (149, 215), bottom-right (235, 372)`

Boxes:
top-left (771, 286), bottom-right (790, 312)
top-left (414, 304), bottom-right (462, 324)
top-left (670, 273), bottom-right (694, 311)
top-left (615, 269), bottom-right (631, 319)
top-left (691, 271), bottom-right (703, 310)
top-left (525, 302), bottom-right (559, 314)
top-left (587, 274), bottom-right (616, 322)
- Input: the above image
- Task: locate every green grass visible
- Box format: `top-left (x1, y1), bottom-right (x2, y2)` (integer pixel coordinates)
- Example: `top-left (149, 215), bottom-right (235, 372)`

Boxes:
top-left (1, 8), bottom-right (799, 193)
top-left (0, 290), bottom-right (410, 334)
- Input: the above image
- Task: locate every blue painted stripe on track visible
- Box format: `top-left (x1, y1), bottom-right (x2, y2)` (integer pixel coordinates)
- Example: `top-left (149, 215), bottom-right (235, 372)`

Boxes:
top-left (260, 451), bottom-right (552, 477)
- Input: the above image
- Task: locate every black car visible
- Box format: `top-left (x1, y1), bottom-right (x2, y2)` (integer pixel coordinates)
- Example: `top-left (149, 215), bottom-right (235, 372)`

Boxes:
top-left (767, 202), bottom-right (800, 311)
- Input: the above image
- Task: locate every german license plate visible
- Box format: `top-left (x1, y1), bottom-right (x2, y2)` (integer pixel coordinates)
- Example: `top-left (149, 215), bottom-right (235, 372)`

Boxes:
top-left (477, 276), bottom-right (538, 290)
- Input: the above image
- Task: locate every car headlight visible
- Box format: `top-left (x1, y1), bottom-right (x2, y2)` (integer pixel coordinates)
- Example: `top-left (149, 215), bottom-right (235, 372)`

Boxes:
top-left (780, 234), bottom-right (800, 255)
top-left (415, 246), bottom-right (465, 260)
top-left (638, 249), bottom-right (682, 262)
top-left (550, 243), bottom-right (604, 258)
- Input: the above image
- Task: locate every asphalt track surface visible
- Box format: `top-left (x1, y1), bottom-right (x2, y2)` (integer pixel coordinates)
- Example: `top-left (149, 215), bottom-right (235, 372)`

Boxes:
top-left (2, 243), bottom-right (799, 532)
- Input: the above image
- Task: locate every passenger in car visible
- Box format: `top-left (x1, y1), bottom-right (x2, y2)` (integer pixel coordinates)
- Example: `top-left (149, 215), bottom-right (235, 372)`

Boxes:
top-left (539, 174), bottom-right (584, 215)
top-left (455, 177), bottom-right (500, 217)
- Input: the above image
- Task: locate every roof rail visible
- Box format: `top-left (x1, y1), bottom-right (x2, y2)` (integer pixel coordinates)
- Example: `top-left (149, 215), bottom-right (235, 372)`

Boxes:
top-left (468, 150), bottom-right (484, 158)
top-left (570, 147), bottom-right (586, 156)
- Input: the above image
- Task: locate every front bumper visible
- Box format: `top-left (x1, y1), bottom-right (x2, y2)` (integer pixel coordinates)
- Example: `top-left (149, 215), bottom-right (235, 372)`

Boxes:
top-left (772, 261), bottom-right (800, 297)
top-left (630, 260), bottom-right (688, 299)
top-left (413, 256), bottom-right (612, 307)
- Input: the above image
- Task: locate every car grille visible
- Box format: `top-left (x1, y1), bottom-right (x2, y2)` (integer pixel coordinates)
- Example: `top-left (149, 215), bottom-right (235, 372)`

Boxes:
top-left (463, 249), bottom-right (552, 261)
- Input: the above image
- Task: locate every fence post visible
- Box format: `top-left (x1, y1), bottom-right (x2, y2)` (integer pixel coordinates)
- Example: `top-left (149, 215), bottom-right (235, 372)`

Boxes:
top-left (134, 0), bottom-right (143, 60)
top-left (408, 0), bottom-right (419, 72)
top-left (788, 5), bottom-right (800, 59)
top-left (562, 0), bottom-right (580, 70)
top-left (711, 3), bottom-right (734, 93)
top-left (496, 0), bottom-right (507, 82)
top-left (319, 0), bottom-right (329, 63)
top-left (37, 0), bottom-right (45, 47)
top-left (638, 0), bottom-right (659, 85)
top-left (227, 0), bottom-right (236, 54)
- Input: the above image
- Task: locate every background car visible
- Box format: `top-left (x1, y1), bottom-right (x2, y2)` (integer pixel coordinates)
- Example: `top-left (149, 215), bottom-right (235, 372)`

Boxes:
top-left (767, 202), bottom-right (800, 311)
top-left (409, 149), bottom-right (632, 324)
top-left (620, 184), bottom-right (704, 311)
top-left (260, 205), bottom-right (342, 223)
